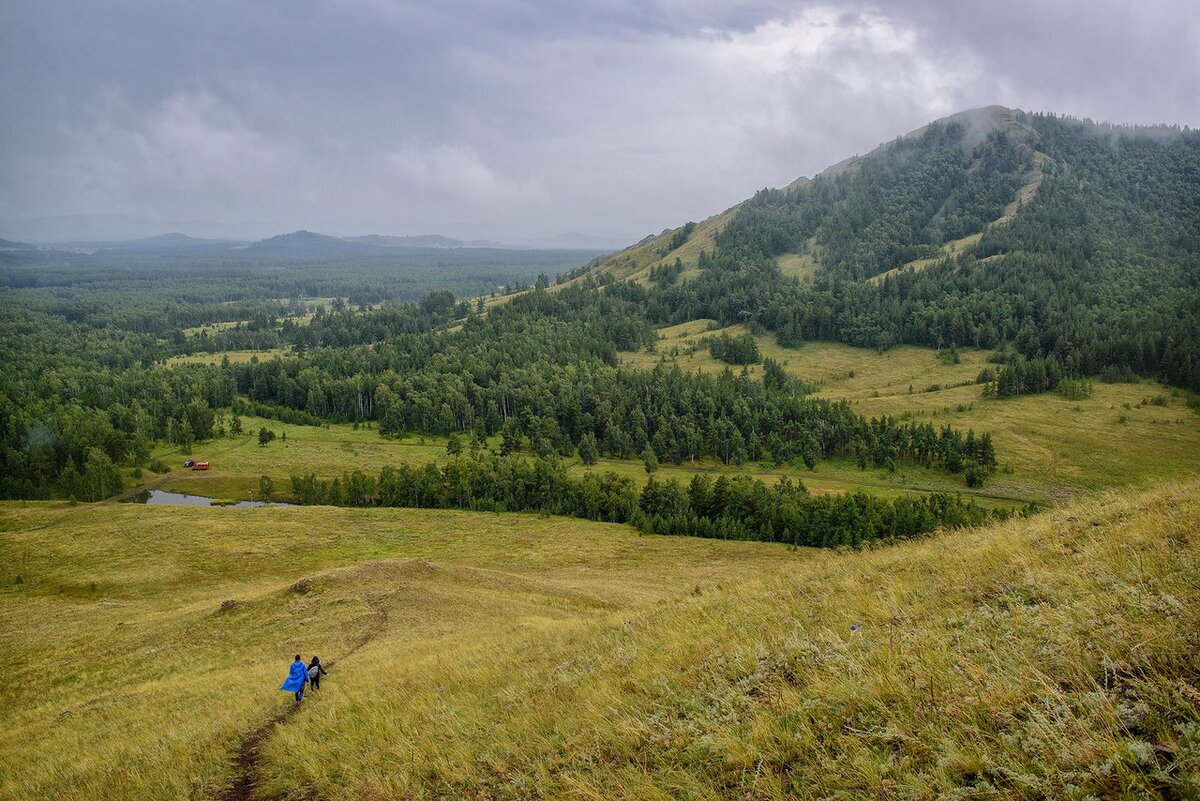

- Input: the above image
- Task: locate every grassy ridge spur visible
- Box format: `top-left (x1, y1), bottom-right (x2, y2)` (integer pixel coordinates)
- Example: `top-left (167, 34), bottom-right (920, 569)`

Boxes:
top-left (258, 482), bottom-right (1200, 799)
top-left (2, 480), bottom-right (1197, 798)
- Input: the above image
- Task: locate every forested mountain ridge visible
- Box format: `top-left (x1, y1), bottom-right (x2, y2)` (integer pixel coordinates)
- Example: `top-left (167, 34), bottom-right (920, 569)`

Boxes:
top-left (574, 106), bottom-right (1039, 288)
top-left (577, 106), bottom-right (1200, 391)
top-left (0, 238), bottom-right (37, 251)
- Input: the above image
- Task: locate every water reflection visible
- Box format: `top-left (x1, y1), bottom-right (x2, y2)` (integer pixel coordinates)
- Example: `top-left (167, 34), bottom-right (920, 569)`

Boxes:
top-left (121, 489), bottom-right (290, 507)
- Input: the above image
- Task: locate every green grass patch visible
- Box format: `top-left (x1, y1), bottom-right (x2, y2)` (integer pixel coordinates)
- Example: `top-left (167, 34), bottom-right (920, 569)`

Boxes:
top-left (626, 327), bottom-right (1200, 503)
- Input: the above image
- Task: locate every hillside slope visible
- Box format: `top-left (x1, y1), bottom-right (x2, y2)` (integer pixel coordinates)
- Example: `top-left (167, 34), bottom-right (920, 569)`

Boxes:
top-left (258, 480), bottom-right (1200, 799)
top-left (3, 480), bottom-right (1198, 798)
top-left (0, 502), bottom-right (801, 800)
top-left (584, 106), bottom-right (1040, 287)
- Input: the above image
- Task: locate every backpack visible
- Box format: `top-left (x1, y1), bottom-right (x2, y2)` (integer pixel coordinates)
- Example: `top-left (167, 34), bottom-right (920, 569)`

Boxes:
top-left (308, 665), bottom-right (320, 680)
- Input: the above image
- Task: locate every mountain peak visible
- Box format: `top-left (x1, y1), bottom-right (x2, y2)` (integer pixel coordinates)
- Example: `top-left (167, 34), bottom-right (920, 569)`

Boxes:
top-left (247, 230), bottom-right (346, 250)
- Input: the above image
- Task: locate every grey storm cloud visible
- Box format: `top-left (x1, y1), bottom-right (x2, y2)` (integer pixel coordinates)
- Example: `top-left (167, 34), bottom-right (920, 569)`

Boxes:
top-left (1, 0), bottom-right (1197, 242)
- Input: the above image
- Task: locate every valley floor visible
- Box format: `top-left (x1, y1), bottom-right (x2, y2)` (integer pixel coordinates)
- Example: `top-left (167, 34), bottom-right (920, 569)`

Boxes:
top-left (151, 334), bottom-right (1200, 513)
top-left (3, 479), bottom-right (1199, 799)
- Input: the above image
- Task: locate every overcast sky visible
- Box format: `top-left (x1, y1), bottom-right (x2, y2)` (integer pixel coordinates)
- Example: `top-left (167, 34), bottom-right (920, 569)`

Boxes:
top-left (2, 1), bottom-right (1197, 242)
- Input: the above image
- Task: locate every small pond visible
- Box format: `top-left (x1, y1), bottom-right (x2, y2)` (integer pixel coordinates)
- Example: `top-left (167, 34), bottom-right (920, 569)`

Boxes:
top-left (121, 489), bottom-right (291, 508)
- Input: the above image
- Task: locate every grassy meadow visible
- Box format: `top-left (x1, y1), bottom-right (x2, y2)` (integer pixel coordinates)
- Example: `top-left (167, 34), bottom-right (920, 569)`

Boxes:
top-left (0, 501), bottom-right (799, 800)
top-left (144, 414), bottom-right (1026, 513)
top-left (585, 207), bottom-right (740, 287)
top-left (182, 319), bottom-right (250, 337)
top-left (624, 324), bottom-right (1200, 502)
top-left (152, 427), bottom-right (902, 509)
top-left (164, 350), bottom-right (290, 368)
top-left (258, 480), bottom-right (1200, 799)
top-left (482, 207), bottom-right (739, 311)
top-left (144, 422), bottom-right (449, 501)
top-left (3, 479), bottom-right (1197, 798)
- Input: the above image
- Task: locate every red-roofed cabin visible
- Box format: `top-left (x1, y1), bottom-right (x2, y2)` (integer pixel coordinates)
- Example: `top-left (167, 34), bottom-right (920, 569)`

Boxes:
top-left (192, 461), bottom-right (210, 471)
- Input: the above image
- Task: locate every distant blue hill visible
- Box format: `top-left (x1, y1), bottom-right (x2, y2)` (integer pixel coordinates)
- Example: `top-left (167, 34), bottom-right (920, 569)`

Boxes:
top-left (96, 233), bottom-right (246, 253)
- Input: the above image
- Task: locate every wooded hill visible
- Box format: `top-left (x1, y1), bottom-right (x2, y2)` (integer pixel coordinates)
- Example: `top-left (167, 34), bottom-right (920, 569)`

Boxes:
top-left (588, 106), bottom-right (1200, 392)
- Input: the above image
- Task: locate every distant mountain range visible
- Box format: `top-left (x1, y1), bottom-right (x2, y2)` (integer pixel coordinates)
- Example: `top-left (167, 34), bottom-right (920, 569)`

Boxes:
top-left (93, 233), bottom-right (244, 252)
top-left (237, 230), bottom-right (617, 256)
top-left (0, 217), bottom-right (626, 253)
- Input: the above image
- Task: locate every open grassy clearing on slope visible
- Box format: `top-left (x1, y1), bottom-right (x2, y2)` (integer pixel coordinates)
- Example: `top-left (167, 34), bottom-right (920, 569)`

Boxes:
top-left (866, 137), bottom-right (1046, 285)
top-left (147, 331), bottom-right (1198, 509)
top-left (868, 231), bottom-right (982, 284)
top-left (480, 207), bottom-right (737, 311)
top-left (181, 300), bottom-right (339, 338)
top-left (625, 325), bottom-right (1200, 502)
top-left (254, 480), bottom-right (1200, 800)
top-left (182, 319), bottom-right (248, 337)
top-left (164, 349), bottom-right (290, 367)
top-left (574, 207), bottom-right (739, 288)
top-left (0, 501), bottom-right (796, 801)
top-left (142, 414), bottom-right (1017, 511)
top-left (776, 249), bottom-right (820, 282)
top-left (142, 418), bottom-right (447, 500)
top-left (851, 380), bottom-right (1200, 501)
top-left (579, 456), bottom-right (1024, 509)
top-left (626, 322), bottom-right (991, 393)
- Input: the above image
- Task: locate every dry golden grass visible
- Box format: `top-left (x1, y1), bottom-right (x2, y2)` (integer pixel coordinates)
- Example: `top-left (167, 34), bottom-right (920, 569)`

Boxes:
top-left (258, 480), bottom-right (1200, 799)
top-left (0, 501), bottom-right (797, 800)
top-left (4, 482), bottom-right (1198, 799)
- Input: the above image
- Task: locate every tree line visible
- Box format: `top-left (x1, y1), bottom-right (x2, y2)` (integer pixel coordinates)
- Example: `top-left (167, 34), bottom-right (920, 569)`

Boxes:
top-left (289, 453), bottom-right (1001, 548)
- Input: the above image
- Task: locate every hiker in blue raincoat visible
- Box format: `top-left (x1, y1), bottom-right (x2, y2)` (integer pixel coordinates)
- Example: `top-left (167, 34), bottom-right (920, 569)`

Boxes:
top-left (280, 654), bottom-right (309, 704)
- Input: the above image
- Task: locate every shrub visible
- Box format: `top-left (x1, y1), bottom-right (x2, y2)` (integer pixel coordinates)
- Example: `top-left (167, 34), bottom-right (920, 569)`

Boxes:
top-left (965, 463), bottom-right (987, 488)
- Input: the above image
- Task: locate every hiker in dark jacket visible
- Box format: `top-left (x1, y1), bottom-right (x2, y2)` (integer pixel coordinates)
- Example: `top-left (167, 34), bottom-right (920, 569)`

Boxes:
top-left (307, 656), bottom-right (329, 691)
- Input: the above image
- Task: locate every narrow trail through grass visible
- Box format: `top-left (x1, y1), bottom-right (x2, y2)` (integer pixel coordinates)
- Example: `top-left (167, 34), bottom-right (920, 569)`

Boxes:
top-left (218, 588), bottom-right (397, 801)
top-left (255, 480), bottom-right (1200, 799)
